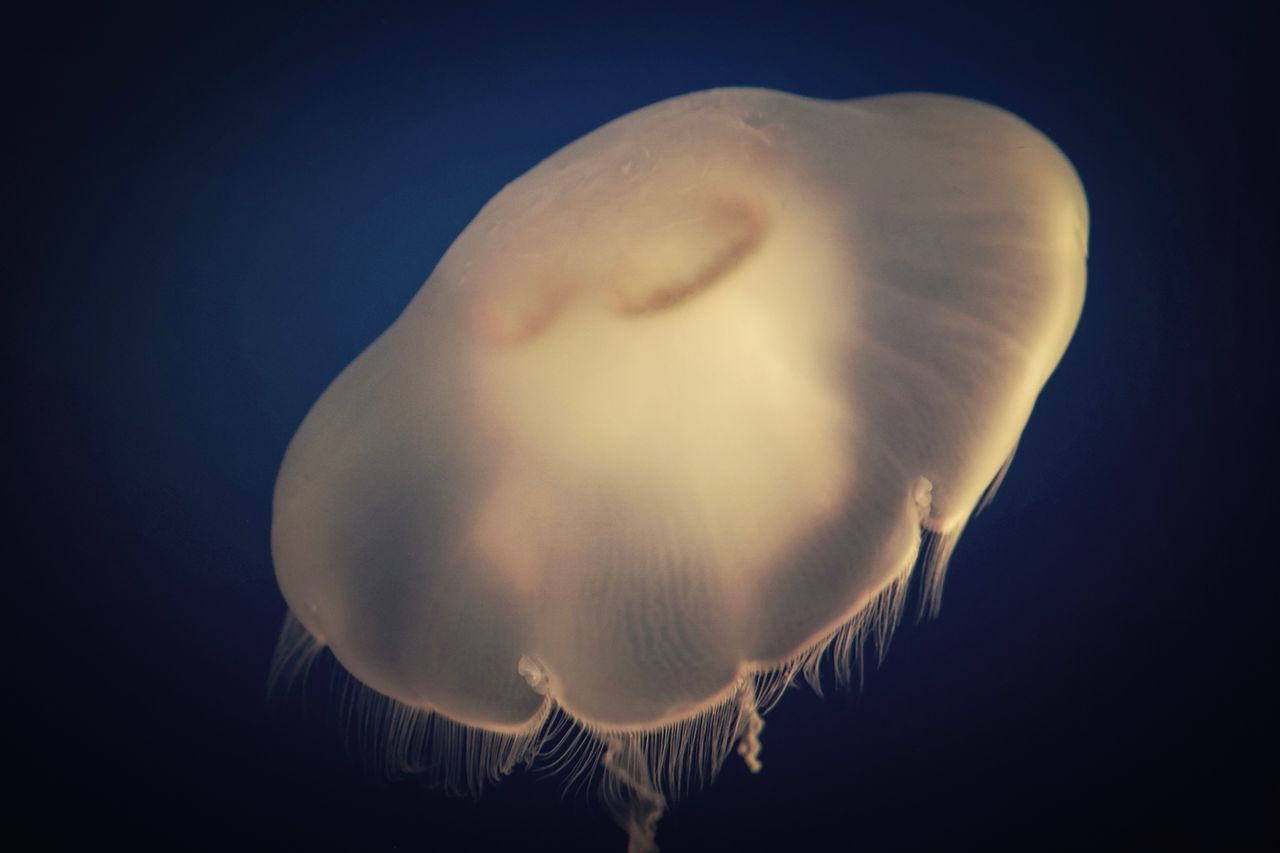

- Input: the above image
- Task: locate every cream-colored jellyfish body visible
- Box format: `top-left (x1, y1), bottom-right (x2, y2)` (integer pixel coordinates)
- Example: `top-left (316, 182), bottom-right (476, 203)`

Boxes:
top-left (271, 88), bottom-right (1087, 851)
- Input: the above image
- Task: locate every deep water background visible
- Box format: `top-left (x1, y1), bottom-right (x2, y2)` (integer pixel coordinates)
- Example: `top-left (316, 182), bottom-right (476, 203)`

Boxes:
top-left (10, 2), bottom-right (1274, 850)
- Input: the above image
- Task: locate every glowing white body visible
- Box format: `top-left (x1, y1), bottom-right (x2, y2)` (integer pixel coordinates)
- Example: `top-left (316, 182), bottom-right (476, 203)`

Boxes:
top-left (271, 88), bottom-right (1087, 851)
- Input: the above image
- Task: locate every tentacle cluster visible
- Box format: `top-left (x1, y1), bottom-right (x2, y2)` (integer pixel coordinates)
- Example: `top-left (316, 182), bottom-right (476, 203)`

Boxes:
top-left (268, 467), bottom-right (1002, 851)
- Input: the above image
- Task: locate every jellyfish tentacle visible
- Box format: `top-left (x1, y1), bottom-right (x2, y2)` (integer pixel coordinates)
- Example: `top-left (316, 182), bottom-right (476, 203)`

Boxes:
top-left (734, 680), bottom-right (765, 774)
top-left (601, 734), bottom-right (666, 853)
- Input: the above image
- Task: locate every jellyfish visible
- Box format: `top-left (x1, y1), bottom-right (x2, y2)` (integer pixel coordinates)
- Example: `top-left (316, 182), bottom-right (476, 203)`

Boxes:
top-left (270, 88), bottom-right (1087, 851)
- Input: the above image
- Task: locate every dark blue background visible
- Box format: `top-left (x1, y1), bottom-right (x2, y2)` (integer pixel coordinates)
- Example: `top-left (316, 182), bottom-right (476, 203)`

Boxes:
top-left (11, 1), bottom-right (1274, 850)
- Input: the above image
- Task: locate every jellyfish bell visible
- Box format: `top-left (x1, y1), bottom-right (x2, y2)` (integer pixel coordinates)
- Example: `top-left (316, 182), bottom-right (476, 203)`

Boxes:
top-left (270, 88), bottom-right (1086, 850)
